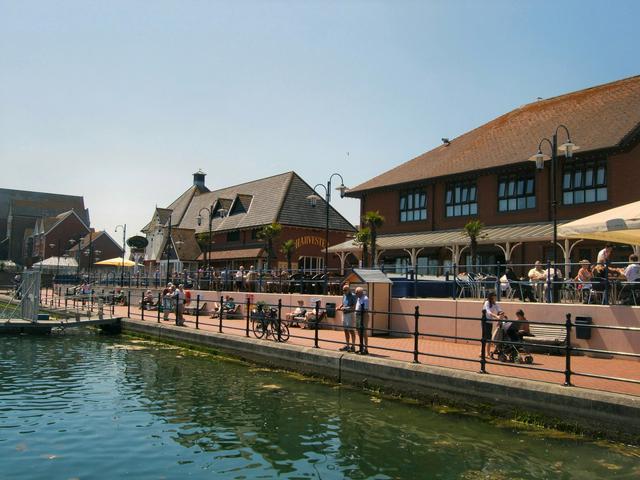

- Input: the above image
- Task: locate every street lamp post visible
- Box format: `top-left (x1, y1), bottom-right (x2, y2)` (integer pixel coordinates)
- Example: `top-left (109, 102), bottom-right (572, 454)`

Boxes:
top-left (116, 224), bottom-right (127, 287)
top-left (165, 217), bottom-right (173, 287)
top-left (530, 125), bottom-right (579, 302)
top-left (307, 173), bottom-right (347, 294)
top-left (197, 206), bottom-right (214, 276)
top-left (49, 240), bottom-right (62, 278)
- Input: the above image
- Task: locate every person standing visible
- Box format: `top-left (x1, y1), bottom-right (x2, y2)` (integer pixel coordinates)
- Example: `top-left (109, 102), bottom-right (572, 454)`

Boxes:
top-left (482, 292), bottom-right (505, 358)
top-left (355, 287), bottom-right (370, 355)
top-left (597, 244), bottom-right (614, 265)
top-left (624, 254), bottom-right (640, 282)
top-left (162, 283), bottom-right (174, 321)
top-left (174, 284), bottom-right (186, 326)
top-left (337, 284), bottom-right (356, 352)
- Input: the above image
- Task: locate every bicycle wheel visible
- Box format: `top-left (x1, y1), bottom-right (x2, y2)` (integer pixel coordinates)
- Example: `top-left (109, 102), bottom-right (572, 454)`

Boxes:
top-left (252, 319), bottom-right (267, 339)
top-left (277, 322), bottom-right (290, 342)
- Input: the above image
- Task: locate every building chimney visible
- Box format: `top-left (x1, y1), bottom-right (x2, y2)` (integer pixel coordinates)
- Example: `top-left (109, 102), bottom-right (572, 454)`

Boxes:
top-left (193, 169), bottom-right (206, 189)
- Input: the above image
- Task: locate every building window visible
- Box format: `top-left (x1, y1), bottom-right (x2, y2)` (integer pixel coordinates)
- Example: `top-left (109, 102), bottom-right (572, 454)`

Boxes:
top-left (399, 189), bottom-right (427, 222)
top-left (251, 229), bottom-right (259, 240)
top-left (226, 230), bottom-right (240, 242)
top-left (562, 158), bottom-right (607, 205)
top-left (498, 174), bottom-right (535, 212)
top-left (445, 181), bottom-right (477, 217)
top-left (298, 256), bottom-right (324, 273)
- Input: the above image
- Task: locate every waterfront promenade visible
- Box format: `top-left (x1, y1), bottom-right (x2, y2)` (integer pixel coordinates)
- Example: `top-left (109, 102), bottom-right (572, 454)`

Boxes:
top-left (105, 298), bottom-right (640, 397)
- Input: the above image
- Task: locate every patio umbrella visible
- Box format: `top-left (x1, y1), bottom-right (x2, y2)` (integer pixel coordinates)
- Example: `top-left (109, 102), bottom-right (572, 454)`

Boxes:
top-left (558, 200), bottom-right (640, 246)
top-left (94, 257), bottom-right (139, 267)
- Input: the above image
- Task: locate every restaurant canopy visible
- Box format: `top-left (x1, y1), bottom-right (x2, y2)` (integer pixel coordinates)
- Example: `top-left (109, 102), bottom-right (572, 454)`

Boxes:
top-left (94, 257), bottom-right (139, 267)
top-left (32, 256), bottom-right (78, 270)
top-left (558, 200), bottom-right (640, 246)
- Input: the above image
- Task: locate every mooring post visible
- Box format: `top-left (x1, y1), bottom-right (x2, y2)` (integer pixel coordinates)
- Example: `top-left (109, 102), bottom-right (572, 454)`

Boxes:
top-left (157, 292), bottom-right (161, 323)
top-left (127, 290), bottom-right (131, 318)
top-left (141, 291), bottom-right (145, 321)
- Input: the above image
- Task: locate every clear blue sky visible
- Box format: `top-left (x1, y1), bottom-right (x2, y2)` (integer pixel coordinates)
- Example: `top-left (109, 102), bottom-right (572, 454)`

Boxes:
top-left (1, 0), bottom-right (639, 248)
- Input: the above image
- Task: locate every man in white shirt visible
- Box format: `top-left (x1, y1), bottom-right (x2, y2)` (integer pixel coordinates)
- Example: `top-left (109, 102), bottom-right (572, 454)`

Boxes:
top-left (597, 244), bottom-right (613, 264)
top-left (624, 254), bottom-right (640, 282)
top-left (355, 287), bottom-right (370, 355)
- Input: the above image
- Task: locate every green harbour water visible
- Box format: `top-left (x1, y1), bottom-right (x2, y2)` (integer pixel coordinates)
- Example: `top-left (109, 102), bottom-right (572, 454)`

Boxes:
top-left (0, 331), bottom-right (638, 479)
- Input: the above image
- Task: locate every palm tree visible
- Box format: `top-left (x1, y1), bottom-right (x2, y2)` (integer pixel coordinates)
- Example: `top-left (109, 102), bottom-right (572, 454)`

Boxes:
top-left (257, 222), bottom-right (282, 270)
top-left (280, 239), bottom-right (295, 273)
top-left (463, 220), bottom-right (484, 271)
top-left (362, 211), bottom-right (385, 267)
top-left (354, 227), bottom-right (371, 268)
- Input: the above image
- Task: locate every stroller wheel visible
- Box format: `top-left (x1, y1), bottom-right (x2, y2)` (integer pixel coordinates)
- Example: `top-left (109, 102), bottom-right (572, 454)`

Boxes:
top-left (498, 353), bottom-right (507, 363)
top-left (524, 355), bottom-right (533, 364)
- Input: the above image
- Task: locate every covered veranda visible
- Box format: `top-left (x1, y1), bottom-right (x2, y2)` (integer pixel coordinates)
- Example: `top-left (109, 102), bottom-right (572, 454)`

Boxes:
top-left (328, 221), bottom-right (577, 276)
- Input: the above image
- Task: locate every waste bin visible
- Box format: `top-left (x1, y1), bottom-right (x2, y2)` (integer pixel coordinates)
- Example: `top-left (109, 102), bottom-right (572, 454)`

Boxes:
top-left (325, 302), bottom-right (336, 318)
top-left (575, 316), bottom-right (592, 340)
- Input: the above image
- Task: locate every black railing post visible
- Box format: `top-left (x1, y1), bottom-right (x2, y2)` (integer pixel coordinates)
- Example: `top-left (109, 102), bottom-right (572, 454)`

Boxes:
top-left (141, 292), bottom-right (145, 320)
top-left (65, 296), bottom-right (68, 312)
top-left (157, 292), bottom-right (161, 323)
top-left (480, 312), bottom-right (487, 373)
top-left (127, 290), bottom-right (131, 317)
top-left (195, 294), bottom-right (200, 329)
top-left (604, 262), bottom-right (610, 305)
top-left (358, 307), bottom-right (365, 353)
top-left (496, 261), bottom-right (501, 301)
top-left (413, 305), bottom-right (420, 363)
top-left (245, 298), bottom-right (250, 337)
top-left (277, 298), bottom-right (282, 342)
top-left (564, 313), bottom-right (572, 386)
top-left (314, 300), bottom-right (320, 348)
top-left (219, 295), bottom-right (223, 333)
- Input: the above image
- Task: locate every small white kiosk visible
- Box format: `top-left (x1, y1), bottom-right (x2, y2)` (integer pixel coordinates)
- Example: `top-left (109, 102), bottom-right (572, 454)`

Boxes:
top-left (342, 269), bottom-right (392, 336)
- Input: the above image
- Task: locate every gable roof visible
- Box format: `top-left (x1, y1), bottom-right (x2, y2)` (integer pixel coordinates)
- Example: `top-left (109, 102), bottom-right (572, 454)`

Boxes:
top-left (179, 171), bottom-right (355, 234)
top-left (348, 75), bottom-right (640, 195)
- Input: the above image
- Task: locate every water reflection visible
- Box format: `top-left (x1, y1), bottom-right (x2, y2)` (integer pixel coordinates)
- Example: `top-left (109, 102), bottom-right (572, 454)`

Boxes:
top-left (0, 332), bottom-right (638, 480)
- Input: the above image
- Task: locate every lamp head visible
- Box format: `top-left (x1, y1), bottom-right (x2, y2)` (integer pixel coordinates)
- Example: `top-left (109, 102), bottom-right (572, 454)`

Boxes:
top-left (306, 193), bottom-right (321, 208)
top-left (336, 183), bottom-right (347, 198)
top-left (559, 140), bottom-right (579, 158)
top-left (197, 216), bottom-right (202, 226)
top-left (528, 150), bottom-right (550, 170)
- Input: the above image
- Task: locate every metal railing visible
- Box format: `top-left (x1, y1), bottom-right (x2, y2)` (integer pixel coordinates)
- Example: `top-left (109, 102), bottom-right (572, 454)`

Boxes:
top-left (121, 292), bottom-right (640, 395)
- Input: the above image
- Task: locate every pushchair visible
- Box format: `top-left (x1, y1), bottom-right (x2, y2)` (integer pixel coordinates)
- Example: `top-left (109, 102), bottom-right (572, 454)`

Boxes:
top-left (491, 321), bottom-right (533, 364)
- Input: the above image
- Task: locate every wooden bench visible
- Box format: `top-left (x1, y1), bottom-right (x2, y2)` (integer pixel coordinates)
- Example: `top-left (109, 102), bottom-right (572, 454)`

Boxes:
top-left (524, 324), bottom-right (568, 353)
top-left (184, 302), bottom-right (207, 316)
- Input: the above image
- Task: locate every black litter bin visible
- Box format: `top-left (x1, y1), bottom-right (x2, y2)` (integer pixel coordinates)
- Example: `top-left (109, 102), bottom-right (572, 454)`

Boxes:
top-left (575, 316), bottom-right (592, 340)
top-left (325, 302), bottom-right (336, 318)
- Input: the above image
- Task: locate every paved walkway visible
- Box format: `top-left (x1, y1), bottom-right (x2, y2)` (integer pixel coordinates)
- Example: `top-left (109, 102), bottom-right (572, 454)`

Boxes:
top-left (32, 293), bottom-right (640, 397)
top-left (107, 303), bottom-right (639, 397)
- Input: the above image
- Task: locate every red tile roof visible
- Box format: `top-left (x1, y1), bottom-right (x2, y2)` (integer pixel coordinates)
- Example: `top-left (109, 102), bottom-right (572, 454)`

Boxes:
top-left (348, 75), bottom-right (640, 195)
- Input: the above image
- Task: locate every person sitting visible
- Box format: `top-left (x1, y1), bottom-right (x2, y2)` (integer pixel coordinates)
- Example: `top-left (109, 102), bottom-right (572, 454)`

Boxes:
top-left (285, 300), bottom-right (306, 326)
top-left (624, 254), bottom-right (640, 282)
top-left (211, 295), bottom-right (236, 318)
top-left (527, 261), bottom-right (546, 300)
top-left (141, 289), bottom-right (154, 309)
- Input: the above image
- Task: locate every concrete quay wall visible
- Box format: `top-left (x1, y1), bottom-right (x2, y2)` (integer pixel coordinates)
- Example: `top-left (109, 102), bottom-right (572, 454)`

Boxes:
top-left (122, 318), bottom-right (640, 443)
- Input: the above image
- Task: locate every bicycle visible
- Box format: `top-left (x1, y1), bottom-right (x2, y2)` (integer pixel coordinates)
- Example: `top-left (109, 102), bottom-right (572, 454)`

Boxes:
top-left (251, 305), bottom-right (290, 342)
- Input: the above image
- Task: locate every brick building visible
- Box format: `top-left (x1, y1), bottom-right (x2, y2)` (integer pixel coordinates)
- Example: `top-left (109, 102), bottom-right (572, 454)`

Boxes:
top-left (142, 171), bottom-right (355, 277)
top-left (0, 188), bottom-right (89, 265)
top-left (333, 75), bottom-right (640, 276)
